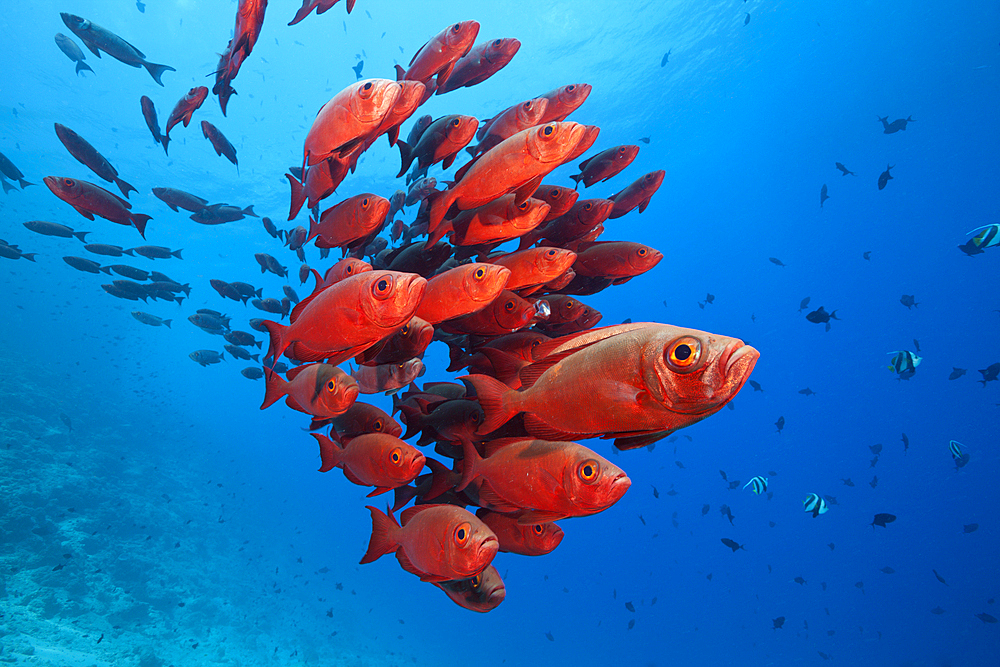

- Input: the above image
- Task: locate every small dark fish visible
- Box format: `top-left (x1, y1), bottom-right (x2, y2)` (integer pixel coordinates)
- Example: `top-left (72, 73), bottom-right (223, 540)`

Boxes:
top-left (772, 616), bottom-right (785, 630)
top-left (769, 257), bottom-right (786, 267)
top-left (651, 485), bottom-right (659, 498)
top-left (900, 294), bottom-right (918, 309)
top-left (963, 523), bottom-right (979, 534)
top-left (136, 1), bottom-right (145, 12)
top-left (55, 33), bottom-right (94, 76)
top-left (828, 543), bottom-right (835, 550)
top-left (675, 460), bottom-right (685, 469)
top-left (701, 504), bottom-right (710, 516)
top-left (978, 362), bottom-right (1000, 386)
top-left (798, 387), bottom-right (816, 396)
top-left (697, 292), bottom-right (715, 309)
top-left (879, 115), bottom-right (914, 134)
top-left (727, 480), bottom-right (742, 490)
top-left (748, 380), bottom-right (763, 392)
top-left (798, 297), bottom-right (811, 312)
top-left (933, 569), bottom-right (948, 586)
top-left (931, 606), bottom-right (945, 615)
top-left (719, 505), bottom-right (734, 524)
top-left (912, 339), bottom-right (921, 353)
top-left (794, 577), bottom-right (806, 585)
top-left (774, 416), bottom-right (785, 433)
top-left (719, 470), bottom-right (728, 481)
top-left (877, 163), bottom-right (894, 190)
top-left (63, 256), bottom-right (111, 274)
top-left (870, 475), bottom-right (878, 488)
top-left (241, 367), bottom-right (263, 380)
top-left (869, 443), bottom-right (882, 455)
top-left (201, 121), bottom-right (238, 170)
top-left (976, 613), bottom-right (998, 624)
top-left (855, 581), bottom-right (865, 594)
top-left (627, 619), bottom-right (635, 630)
top-left (660, 49), bottom-right (671, 67)
top-left (835, 162), bottom-right (855, 176)
top-left (721, 538), bottom-right (744, 552)
top-left (863, 250), bottom-right (871, 260)
top-left (820, 184), bottom-right (829, 207)
top-left (901, 432), bottom-right (909, 454)
top-left (880, 567), bottom-right (895, 574)
top-left (639, 137), bottom-right (650, 144)
top-left (189, 350), bottom-right (225, 367)
top-left (625, 601), bottom-right (635, 612)
top-left (744, 12), bottom-right (750, 26)
top-left (949, 367), bottom-right (967, 380)
top-left (545, 631), bottom-right (554, 642)
top-left (352, 60), bottom-right (364, 80)
top-left (870, 513), bottom-right (895, 529)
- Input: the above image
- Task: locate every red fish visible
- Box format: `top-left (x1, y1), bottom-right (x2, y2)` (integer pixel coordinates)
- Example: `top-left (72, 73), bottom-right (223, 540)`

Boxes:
top-left (475, 509), bottom-right (563, 556)
top-left (397, 114), bottom-right (479, 178)
top-left (432, 564), bottom-right (505, 613)
top-left (351, 359), bottom-right (426, 395)
top-left (304, 79), bottom-right (401, 166)
top-left (313, 432), bottom-right (425, 495)
top-left (201, 121), bottom-right (238, 170)
top-left (43, 176), bottom-right (151, 238)
top-left (537, 84), bottom-right (592, 123)
top-left (139, 96), bottom-right (163, 147)
top-left (441, 289), bottom-right (538, 337)
top-left (428, 122), bottom-right (586, 235)
top-left (325, 401), bottom-right (402, 439)
top-left (356, 316), bottom-right (434, 366)
top-left (212, 0), bottom-right (267, 114)
top-left (163, 86), bottom-right (209, 155)
top-left (53, 124), bottom-right (136, 198)
top-left (307, 193), bottom-right (390, 252)
top-left (570, 145), bottom-right (639, 189)
top-left (286, 157), bottom-right (350, 220)
top-left (395, 21), bottom-right (481, 91)
top-left (608, 170), bottom-right (665, 218)
top-left (559, 124), bottom-right (601, 165)
top-left (572, 241), bottom-right (663, 280)
top-left (456, 438), bottom-right (631, 524)
top-left (261, 363), bottom-right (359, 417)
top-left (464, 322), bottom-right (760, 450)
top-left (360, 504), bottom-right (498, 583)
top-left (263, 270), bottom-right (426, 365)
top-left (362, 80), bottom-right (426, 150)
top-left (532, 183), bottom-right (579, 222)
top-left (288, 0), bottom-right (355, 26)
top-left (488, 247), bottom-right (577, 293)
top-left (526, 198), bottom-right (614, 248)
top-left (470, 98), bottom-right (548, 159)
top-left (536, 305), bottom-right (603, 337)
top-left (429, 194), bottom-right (550, 249)
top-left (415, 263), bottom-right (511, 324)
top-left (436, 38), bottom-right (521, 94)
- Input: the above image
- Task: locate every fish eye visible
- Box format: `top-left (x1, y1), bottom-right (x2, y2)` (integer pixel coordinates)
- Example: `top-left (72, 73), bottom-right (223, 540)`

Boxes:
top-left (471, 573), bottom-right (482, 587)
top-left (63, 178), bottom-right (75, 186)
top-left (363, 82), bottom-right (373, 91)
top-left (372, 276), bottom-right (393, 299)
top-left (583, 203), bottom-right (593, 211)
top-left (665, 336), bottom-right (703, 372)
top-left (454, 522), bottom-right (471, 545)
top-left (474, 267), bottom-right (486, 279)
top-left (400, 324), bottom-right (409, 335)
top-left (362, 197), bottom-right (369, 207)
top-left (522, 101), bottom-right (532, 111)
top-left (545, 249), bottom-right (557, 257)
top-left (517, 201), bottom-right (528, 210)
top-left (450, 118), bottom-right (460, 127)
top-left (567, 85), bottom-right (576, 92)
top-left (390, 447), bottom-right (402, 464)
top-left (345, 264), bottom-right (354, 274)
top-left (452, 23), bottom-right (461, 32)
top-left (543, 125), bottom-right (554, 136)
top-left (492, 39), bottom-right (502, 47)
top-left (547, 188), bottom-right (559, 198)
top-left (530, 339), bottom-right (541, 349)
top-left (326, 380), bottom-right (337, 391)
top-left (504, 300), bottom-right (516, 312)
top-left (532, 524), bottom-right (544, 534)
top-left (577, 459), bottom-right (600, 483)
top-left (619, 147), bottom-right (627, 154)
top-left (637, 247), bottom-right (648, 256)
top-left (373, 419), bottom-right (383, 431)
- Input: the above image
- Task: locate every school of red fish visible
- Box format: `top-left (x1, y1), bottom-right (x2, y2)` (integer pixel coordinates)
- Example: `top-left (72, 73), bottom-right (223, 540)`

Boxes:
top-left (39, 1), bottom-right (760, 613)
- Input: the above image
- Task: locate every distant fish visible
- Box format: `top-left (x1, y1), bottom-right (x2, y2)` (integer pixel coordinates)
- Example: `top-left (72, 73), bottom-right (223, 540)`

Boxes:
top-left (744, 13), bottom-right (750, 26)
top-left (820, 184), bottom-right (829, 207)
top-left (976, 613), bottom-right (998, 624)
top-left (772, 616), bottom-right (785, 630)
top-left (855, 581), bottom-right (865, 594)
top-left (879, 115), bottom-right (915, 134)
top-left (901, 432), bottom-right (909, 454)
top-left (775, 416), bottom-right (785, 433)
top-left (870, 475), bottom-right (878, 488)
top-left (948, 367), bottom-right (967, 380)
top-left (870, 513), bottom-right (896, 529)
top-left (744, 476), bottom-right (768, 495)
top-left (638, 137), bottom-right (650, 144)
top-left (625, 601), bottom-right (635, 612)
top-left (803, 494), bottom-right (829, 518)
top-left (828, 543), bottom-right (835, 550)
top-left (806, 306), bottom-right (839, 331)
top-left (899, 294), bottom-right (918, 309)
top-left (880, 567), bottom-right (895, 574)
top-left (841, 478), bottom-right (854, 487)
top-left (863, 250), bottom-right (871, 260)
top-left (798, 296), bottom-right (811, 312)
top-left (719, 504), bottom-right (734, 525)
top-left (877, 163), bottom-right (894, 190)
top-left (241, 367), bottom-right (264, 381)
top-left (794, 576), bottom-right (807, 585)
top-left (748, 380), bottom-right (763, 392)
top-left (963, 523), bottom-right (979, 534)
top-left (932, 569), bottom-right (948, 586)
top-left (769, 257), bottom-right (786, 267)
top-left (869, 443), bottom-right (882, 455)
top-left (887, 350), bottom-right (921, 376)
top-left (721, 538), bottom-right (744, 552)
top-left (136, 1), bottom-right (145, 13)
top-left (912, 339), bottom-right (921, 352)
top-left (697, 292), bottom-right (715, 309)
top-left (660, 49), bottom-right (671, 67)
top-left (54, 33), bottom-right (94, 76)
top-left (189, 350), bottom-right (225, 367)
top-left (978, 362), bottom-right (1000, 386)
top-left (352, 60), bottom-right (364, 80)
top-left (702, 504), bottom-right (710, 516)
top-left (835, 162), bottom-right (855, 176)
top-left (931, 606), bottom-right (945, 615)
top-left (131, 311), bottom-right (171, 328)
top-left (798, 387), bottom-right (816, 397)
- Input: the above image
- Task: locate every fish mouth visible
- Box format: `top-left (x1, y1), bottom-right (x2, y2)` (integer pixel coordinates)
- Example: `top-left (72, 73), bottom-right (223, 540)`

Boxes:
top-left (721, 343), bottom-right (760, 395)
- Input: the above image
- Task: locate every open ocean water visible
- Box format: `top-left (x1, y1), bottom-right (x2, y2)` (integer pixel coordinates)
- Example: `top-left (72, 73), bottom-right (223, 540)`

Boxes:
top-left (0, 1), bottom-right (997, 665)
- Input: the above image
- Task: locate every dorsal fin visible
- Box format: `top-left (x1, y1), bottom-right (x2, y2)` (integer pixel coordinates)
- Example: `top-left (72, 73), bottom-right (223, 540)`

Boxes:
top-left (400, 503), bottom-right (449, 526)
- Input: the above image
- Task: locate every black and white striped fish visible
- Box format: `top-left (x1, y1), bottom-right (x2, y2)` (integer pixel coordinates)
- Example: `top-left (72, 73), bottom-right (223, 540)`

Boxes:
top-left (803, 493), bottom-right (829, 518)
top-left (744, 476), bottom-right (768, 495)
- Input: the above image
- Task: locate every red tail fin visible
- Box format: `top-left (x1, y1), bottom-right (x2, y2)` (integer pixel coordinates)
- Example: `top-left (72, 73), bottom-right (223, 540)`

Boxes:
top-left (262, 319), bottom-right (288, 365)
top-left (460, 374), bottom-right (516, 436)
top-left (260, 367), bottom-right (289, 410)
top-left (425, 457), bottom-right (456, 500)
top-left (359, 505), bottom-right (401, 564)
top-left (312, 432), bottom-right (344, 472)
top-left (287, 173), bottom-right (306, 221)
top-left (131, 214), bottom-right (151, 239)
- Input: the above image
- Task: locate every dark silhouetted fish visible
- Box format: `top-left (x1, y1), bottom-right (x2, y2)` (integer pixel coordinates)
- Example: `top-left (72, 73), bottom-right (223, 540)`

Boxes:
top-left (880, 567), bottom-right (895, 574)
top-left (877, 164), bottom-right (894, 190)
top-left (769, 257), bottom-right (786, 267)
top-left (744, 13), bottom-right (750, 25)
top-left (772, 616), bottom-right (784, 630)
top-left (806, 306), bottom-right (839, 331)
top-left (794, 576), bottom-right (806, 585)
top-left (931, 607), bottom-right (945, 615)
top-left (933, 569), bottom-right (948, 585)
top-left (749, 380), bottom-right (762, 392)
top-left (721, 538), bottom-right (744, 552)
top-left (963, 523), bottom-right (979, 534)
top-left (798, 296), bottom-right (810, 312)
top-left (798, 387), bottom-right (815, 397)
top-left (879, 115), bottom-right (914, 134)
top-left (352, 60), bottom-right (364, 80)
top-left (660, 49), bottom-right (670, 66)
top-left (55, 33), bottom-right (94, 76)
top-left (60, 13), bottom-right (174, 85)
top-left (842, 478), bottom-right (854, 487)
top-left (63, 256), bottom-right (111, 274)
top-left (870, 475), bottom-right (878, 488)
top-left (901, 432), bottom-right (909, 454)
top-left (775, 416), bottom-right (785, 433)
top-left (948, 367), bottom-right (966, 380)
top-left (978, 362), bottom-right (1000, 386)
top-left (863, 250), bottom-right (871, 260)
top-left (870, 513), bottom-right (895, 529)
top-left (977, 613), bottom-right (998, 624)
top-left (835, 162), bottom-right (855, 176)
top-left (820, 184), bottom-right (829, 207)
top-left (900, 294), bottom-right (918, 309)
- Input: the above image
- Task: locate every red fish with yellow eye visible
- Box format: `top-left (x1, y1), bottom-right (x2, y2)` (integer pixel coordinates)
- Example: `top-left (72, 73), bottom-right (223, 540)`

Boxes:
top-left (486, 247), bottom-right (577, 294)
top-left (291, 258), bottom-right (372, 323)
top-left (463, 322), bottom-right (760, 451)
top-left (570, 145), bottom-right (640, 189)
top-left (468, 97), bottom-right (549, 159)
top-left (306, 193), bottom-right (390, 251)
top-left (537, 83), bottom-right (593, 124)
top-left (395, 21), bottom-right (481, 93)
top-left (361, 80), bottom-right (425, 149)
top-left (43, 176), bottom-right (152, 238)
top-left (361, 504), bottom-right (498, 583)
top-left (430, 195), bottom-right (550, 249)
top-left (286, 155), bottom-right (350, 220)
top-left (608, 170), bottom-right (665, 218)
top-left (260, 363), bottom-right (358, 418)
top-left (162, 86), bottom-right (208, 155)
top-left (455, 438), bottom-right (630, 525)
top-left (570, 241), bottom-right (664, 281)
top-left (262, 270), bottom-right (427, 366)
top-left (433, 564), bottom-right (506, 613)
top-left (476, 509), bottom-right (564, 556)
top-left (396, 114), bottom-right (479, 178)
top-left (355, 316), bottom-right (434, 367)
top-left (436, 37), bottom-right (521, 94)
top-left (524, 198), bottom-right (614, 248)
top-left (440, 289), bottom-right (538, 337)
top-left (304, 79), bottom-right (402, 166)
top-left (415, 263), bottom-right (511, 324)
top-left (323, 401), bottom-right (403, 439)
top-left (531, 183), bottom-right (579, 222)
top-left (313, 432), bottom-right (425, 496)
top-left (427, 121), bottom-right (586, 239)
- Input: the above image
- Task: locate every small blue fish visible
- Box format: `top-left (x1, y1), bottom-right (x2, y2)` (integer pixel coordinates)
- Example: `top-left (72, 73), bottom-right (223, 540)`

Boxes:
top-left (949, 440), bottom-right (963, 460)
top-left (744, 476), bottom-right (768, 495)
top-left (803, 493), bottom-right (829, 518)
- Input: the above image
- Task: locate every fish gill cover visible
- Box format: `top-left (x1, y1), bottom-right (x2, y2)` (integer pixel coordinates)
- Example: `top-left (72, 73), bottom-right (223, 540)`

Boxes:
top-left (0, 1), bottom-right (997, 666)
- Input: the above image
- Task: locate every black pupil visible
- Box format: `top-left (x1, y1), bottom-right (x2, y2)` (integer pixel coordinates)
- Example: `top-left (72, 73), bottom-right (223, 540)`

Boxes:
top-left (583, 465), bottom-right (593, 477)
top-left (452, 119), bottom-right (459, 126)
top-left (544, 126), bottom-right (553, 135)
top-left (568, 85), bottom-right (575, 91)
top-left (378, 280), bottom-right (388, 291)
top-left (374, 421), bottom-right (382, 429)
top-left (675, 345), bottom-right (692, 361)
top-left (457, 528), bottom-right (465, 539)
top-left (327, 381), bottom-right (334, 389)
top-left (363, 198), bottom-right (368, 206)
top-left (493, 40), bottom-right (501, 46)
top-left (505, 301), bottom-right (514, 310)
top-left (364, 83), bottom-right (371, 90)
top-left (534, 525), bottom-right (543, 534)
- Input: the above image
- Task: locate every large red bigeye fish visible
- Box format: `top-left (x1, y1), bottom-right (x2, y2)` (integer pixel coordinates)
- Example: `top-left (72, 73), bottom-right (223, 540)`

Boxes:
top-left (361, 504), bottom-right (498, 583)
top-left (260, 363), bottom-right (358, 418)
top-left (43, 176), bottom-right (151, 238)
top-left (463, 322), bottom-right (760, 450)
top-left (312, 432), bottom-right (425, 496)
top-left (303, 79), bottom-right (402, 166)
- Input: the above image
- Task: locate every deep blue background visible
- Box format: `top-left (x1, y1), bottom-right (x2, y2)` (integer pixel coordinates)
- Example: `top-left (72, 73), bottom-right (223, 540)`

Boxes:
top-left (0, 1), bottom-right (997, 665)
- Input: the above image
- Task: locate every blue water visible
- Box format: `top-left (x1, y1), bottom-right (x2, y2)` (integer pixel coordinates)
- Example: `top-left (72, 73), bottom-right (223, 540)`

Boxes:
top-left (1, 0), bottom-right (997, 665)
